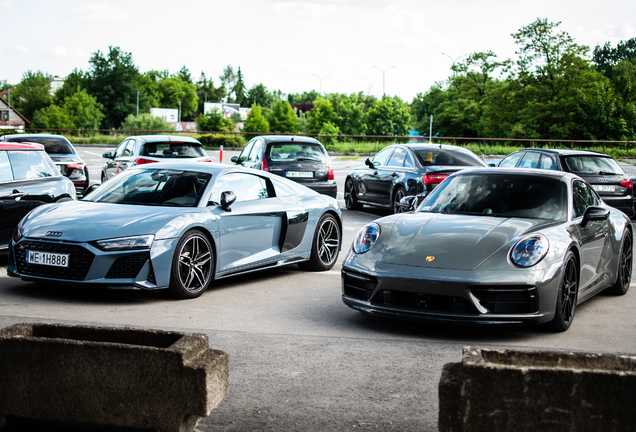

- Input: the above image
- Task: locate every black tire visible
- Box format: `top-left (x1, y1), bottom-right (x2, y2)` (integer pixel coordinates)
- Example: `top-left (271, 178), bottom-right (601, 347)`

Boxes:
top-left (168, 230), bottom-right (214, 299)
top-left (392, 186), bottom-right (406, 214)
top-left (344, 178), bottom-right (363, 211)
top-left (548, 251), bottom-right (578, 332)
top-left (298, 213), bottom-right (341, 271)
top-left (607, 231), bottom-right (632, 295)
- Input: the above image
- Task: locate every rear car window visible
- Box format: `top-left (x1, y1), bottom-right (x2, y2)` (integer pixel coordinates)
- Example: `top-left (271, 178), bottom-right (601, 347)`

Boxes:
top-left (563, 156), bottom-right (623, 175)
top-left (267, 143), bottom-right (327, 163)
top-left (6, 137), bottom-right (74, 155)
top-left (6, 150), bottom-right (60, 180)
top-left (414, 149), bottom-right (484, 166)
top-left (140, 142), bottom-right (206, 158)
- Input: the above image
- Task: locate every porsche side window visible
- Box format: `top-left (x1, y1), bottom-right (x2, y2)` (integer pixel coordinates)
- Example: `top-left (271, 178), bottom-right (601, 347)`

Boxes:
top-left (572, 180), bottom-right (596, 218)
top-left (498, 152), bottom-right (522, 168)
top-left (211, 173), bottom-right (269, 203)
top-left (371, 148), bottom-right (394, 167)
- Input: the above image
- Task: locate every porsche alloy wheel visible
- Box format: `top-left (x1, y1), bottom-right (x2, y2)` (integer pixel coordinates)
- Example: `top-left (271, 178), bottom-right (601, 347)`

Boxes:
top-left (549, 251), bottom-right (578, 332)
top-left (608, 231), bottom-right (632, 295)
top-left (169, 230), bottom-right (213, 299)
top-left (299, 213), bottom-right (341, 271)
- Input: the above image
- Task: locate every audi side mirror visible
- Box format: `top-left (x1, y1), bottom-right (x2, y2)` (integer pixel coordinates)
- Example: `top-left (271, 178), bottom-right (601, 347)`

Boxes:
top-left (220, 191), bottom-right (236, 211)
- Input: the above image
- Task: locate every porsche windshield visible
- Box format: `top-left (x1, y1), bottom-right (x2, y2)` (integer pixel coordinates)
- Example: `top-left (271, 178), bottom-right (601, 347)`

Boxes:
top-left (84, 169), bottom-right (211, 207)
top-left (419, 173), bottom-right (567, 221)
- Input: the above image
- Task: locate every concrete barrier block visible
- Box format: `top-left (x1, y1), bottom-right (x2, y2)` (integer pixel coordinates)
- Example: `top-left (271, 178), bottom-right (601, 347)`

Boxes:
top-left (0, 323), bottom-right (229, 432)
top-left (439, 346), bottom-right (636, 432)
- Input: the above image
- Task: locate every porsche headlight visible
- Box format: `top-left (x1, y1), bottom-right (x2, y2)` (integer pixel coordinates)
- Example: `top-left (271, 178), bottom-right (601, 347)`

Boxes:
top-left (353, 223), bottom-right (380, 254)
top-left (95, 235), bottom-right (154, 251)
top-left (510, 234), bottom-right (549, 267)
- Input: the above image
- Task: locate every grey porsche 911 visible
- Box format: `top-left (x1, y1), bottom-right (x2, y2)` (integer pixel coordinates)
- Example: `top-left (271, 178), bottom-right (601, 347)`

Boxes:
top-left (341, 168), bottom-right (632, 332)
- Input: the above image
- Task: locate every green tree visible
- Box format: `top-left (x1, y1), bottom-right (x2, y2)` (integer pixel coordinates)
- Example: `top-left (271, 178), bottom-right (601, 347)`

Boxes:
top-left (219, 65), bottom-right (237, 100)
top-left (307, 97), bottom-right (338, 134)
top-left (52, 69), bottom-right (87, 105)
top-left (12, 70), bottom-right (52, 122)
top-left (87, 46), bottom-right (141, 129)
top-left (62, 89), bottom-right (105, 129)
top-left (318, 121), bottom-right (340, 147)
top-left (120, 113), bottom-right (173, 131)
top-left (31, 105), bottom-right (73, 130)
top-left (593, 38), bottom-right (636, 80)
top-left (334, 95), bottom-right (368, 135)
top-left (177, 66), bottom-right (193, 84)
top-left (246, 83), bottom-right (277, 108)
top-left (195, 109), bottom-right (234, 132)
top-left (267, 100), bottom-right (298, 133)
top-left (288, 91), bottom-right (320, 105)
top-left (367, 95), bottom-right (412, 136)
top-left (232, 67), bottom-right (248, 107)
top-left (156, 76), bottom-right (198, 119)
top-left (196, 72), bottom-right (225, 115)
top-left (242, 104), bottom-right (270, 133)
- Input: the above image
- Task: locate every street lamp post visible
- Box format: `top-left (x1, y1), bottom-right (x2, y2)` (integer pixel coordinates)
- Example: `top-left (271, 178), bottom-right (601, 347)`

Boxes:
top-left (372, 65), bottom-right (395, 96)
top-left (441, 53), bottom-right (469, 71)
top-left (136, 89), bottom-right (139, 117)
top-left (312, 74), bottom-right (330, 94)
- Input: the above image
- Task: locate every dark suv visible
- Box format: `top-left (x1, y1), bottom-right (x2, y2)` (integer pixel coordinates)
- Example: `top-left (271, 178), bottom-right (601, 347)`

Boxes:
top-left (0, 133), bottom-right (89, 196)
top-left (499, 148), bottom-right (634, 216)
top-left (231, 135), bottom-right (337, 198)
top-left (0, 142), bottom-right (76, 251)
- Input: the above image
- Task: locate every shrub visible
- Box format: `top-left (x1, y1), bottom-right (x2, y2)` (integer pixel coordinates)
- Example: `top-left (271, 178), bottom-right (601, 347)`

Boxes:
top-left (196, 134), bottom-right (245, 148)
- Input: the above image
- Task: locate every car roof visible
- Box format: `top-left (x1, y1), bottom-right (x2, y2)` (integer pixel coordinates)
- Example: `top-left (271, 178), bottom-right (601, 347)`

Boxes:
top-left (453, 166), bottom-right (573, 180)
top-left (0, 142), bottom-right (45, 151)
top-left (260, 135), bottom-right (322, 145)
top-left (393, 142), bottom-right (476, 152)
top-left (514, 148), bottom-right (610, 157)
top-left (130, 135), bottom-right (202, 144)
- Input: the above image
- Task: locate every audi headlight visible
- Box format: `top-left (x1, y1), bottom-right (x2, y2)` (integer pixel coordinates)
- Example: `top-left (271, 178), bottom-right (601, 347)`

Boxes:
top-left (95, 235), bottom-right (154, 251)
top-left (353, 223), bottom-right (380, 254)
top-left (510, 234), bottom-right (549, 267)
top-left (13, 226), bottom-right (24, 242)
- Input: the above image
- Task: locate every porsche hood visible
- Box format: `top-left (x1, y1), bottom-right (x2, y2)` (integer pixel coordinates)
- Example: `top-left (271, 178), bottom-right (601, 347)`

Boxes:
top-left (381, 213), bottom-right (550, 270)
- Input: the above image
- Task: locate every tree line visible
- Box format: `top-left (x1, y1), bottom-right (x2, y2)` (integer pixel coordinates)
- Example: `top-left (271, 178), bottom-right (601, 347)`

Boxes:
top-left (1, 18), bottom-right (634, 142)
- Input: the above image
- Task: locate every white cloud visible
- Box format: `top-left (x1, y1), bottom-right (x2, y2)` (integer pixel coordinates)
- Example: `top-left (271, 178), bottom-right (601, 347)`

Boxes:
top-left (1, 45), bottom-right (29, 55)
top-left (0, 1), bottom-right (12, 10)
top-left (78, 3), bottom-right (129, 23)
top-left (53, 46), bottom-right (88, 59)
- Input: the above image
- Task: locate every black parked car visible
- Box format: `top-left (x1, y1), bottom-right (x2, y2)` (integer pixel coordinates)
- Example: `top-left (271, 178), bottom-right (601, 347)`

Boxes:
top-left (231, 135), bottom-right (337, 198)
top-left (499, 148), bottom-right (634, 216)
top-left (0, 133), bottom-right (89, 196)
top-left (101, 135), bottom-right (212, 182)
top-left (0, 142), bottom-right (76, 251)
top-left (344, 143), bottom-right (487, 213)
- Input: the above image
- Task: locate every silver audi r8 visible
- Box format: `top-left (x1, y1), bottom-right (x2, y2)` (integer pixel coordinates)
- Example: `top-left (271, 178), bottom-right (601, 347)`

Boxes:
top-left (8, 162), bottom-right (342, 299)
top-left (342, 168), bottom-right (633, 331)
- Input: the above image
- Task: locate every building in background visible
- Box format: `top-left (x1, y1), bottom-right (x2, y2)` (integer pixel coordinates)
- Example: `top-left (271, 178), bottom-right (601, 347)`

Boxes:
top-left (150, 108), bottom-right (179, 123)
top-left (0, 96), bottom-right (29, 132)
top-left (50, 76), bottom-right (65, 96)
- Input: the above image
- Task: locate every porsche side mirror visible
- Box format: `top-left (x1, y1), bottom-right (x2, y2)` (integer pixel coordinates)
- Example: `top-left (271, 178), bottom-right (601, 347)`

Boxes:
top-left (582, 206), bottom-right (610, 226)
top-left (220, 191), bottom-right (236, 211)
top-left (102, 152), bottom-right (114, 159)
top-left (399, 196), bottom-right (417, 212)
top-left (365, 158), bottom-right (375, 168)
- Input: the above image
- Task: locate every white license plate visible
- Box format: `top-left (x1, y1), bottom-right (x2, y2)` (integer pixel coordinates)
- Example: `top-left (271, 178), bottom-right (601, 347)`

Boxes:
top-left (25, 250), bottom-right (69, 267)
top-left (286, 171), bottom-right (313, 178)
top-left (592, 185), bottom-right (615, 192)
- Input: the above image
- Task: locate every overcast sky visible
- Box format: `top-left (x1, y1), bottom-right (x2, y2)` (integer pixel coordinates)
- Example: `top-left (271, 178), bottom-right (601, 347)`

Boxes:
top-left (1, 0), bottom-right (634, 102)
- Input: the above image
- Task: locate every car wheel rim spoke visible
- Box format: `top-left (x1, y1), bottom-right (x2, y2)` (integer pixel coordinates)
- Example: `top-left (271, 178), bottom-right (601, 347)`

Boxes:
top-left (561, 260), bottom-right (577, 321)
top-left (622, 237), bottom-right (632, 285)
top-left (178, 235), bottom-right (211, 292)
top-left (318, 219), bottom-right (339, 265)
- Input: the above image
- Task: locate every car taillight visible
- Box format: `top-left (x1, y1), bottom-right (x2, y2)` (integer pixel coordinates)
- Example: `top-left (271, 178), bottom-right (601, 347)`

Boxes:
top-left (133, 158), bottom-right (157, 165)
top-left (198, 158), bottom-right (213, 162)
top-left (423, 174), bottom-right (449, 184)
top-left (67, 163), bottom-right (86, 170)
top-left (328, 161), bottom-right (335, 180)
top-left (261, 157), bottom-right (269, 172)
top-left (621, 179), bottom-right (633, 189)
